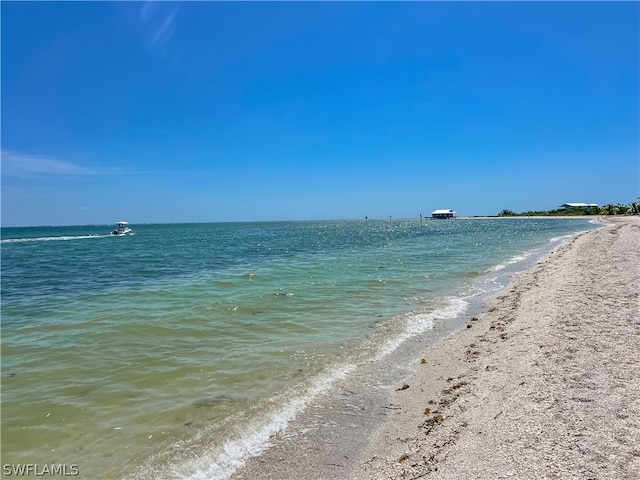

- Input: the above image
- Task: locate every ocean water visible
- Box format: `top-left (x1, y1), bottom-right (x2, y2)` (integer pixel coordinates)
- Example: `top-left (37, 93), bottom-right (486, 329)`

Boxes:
top-left (1, 218), bottom-right (598, 479)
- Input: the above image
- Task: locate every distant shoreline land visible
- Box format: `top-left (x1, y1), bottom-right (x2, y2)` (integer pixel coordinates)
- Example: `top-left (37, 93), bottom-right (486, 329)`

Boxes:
top-left (494, 199), bottom-right (640, 217)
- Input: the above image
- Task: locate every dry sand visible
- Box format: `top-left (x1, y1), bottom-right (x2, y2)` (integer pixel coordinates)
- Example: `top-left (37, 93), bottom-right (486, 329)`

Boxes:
top-left (231, 217), bottom-right (639, 480)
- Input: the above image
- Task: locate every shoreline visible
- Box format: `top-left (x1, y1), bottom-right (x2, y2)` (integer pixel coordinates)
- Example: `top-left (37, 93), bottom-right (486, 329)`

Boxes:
top-left (229, 216), bottom-right (639, 480)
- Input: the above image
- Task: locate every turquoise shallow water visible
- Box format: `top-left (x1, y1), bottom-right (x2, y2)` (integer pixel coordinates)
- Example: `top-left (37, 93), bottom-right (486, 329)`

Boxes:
top-left (1, 218), bottom-right (598, 479)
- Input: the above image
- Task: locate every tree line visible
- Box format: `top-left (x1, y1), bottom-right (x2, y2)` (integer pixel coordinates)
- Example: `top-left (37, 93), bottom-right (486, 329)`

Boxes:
top-left (498, 200), bottom-right (640, 217)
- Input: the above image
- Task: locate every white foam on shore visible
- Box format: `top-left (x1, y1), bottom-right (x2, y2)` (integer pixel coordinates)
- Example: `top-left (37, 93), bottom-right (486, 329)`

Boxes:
top-left (375, 297), bottom-right (468, 360)
top-left (164, 297), bottom-right (466, 480)
top-left (158, 363), bottom-right (356, 480)
top-left (488, 228), bottom-right (590, 275)
top-left (549, 231), bottom-right (586, 243)
top-left (488, 254), bottom-right (528, 272)
top-left (145, 297), bottom-right (468, 480)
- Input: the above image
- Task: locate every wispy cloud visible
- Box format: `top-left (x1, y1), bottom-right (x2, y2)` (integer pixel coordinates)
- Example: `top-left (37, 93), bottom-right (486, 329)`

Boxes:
top-left (0, 150), bottom-right (203, 179)
top-left (134, 124), bottom-right (173, 136)
top-left (1, 150), bottom-right (124, 178)
top-left (140, 2), bottom-right (180, 50)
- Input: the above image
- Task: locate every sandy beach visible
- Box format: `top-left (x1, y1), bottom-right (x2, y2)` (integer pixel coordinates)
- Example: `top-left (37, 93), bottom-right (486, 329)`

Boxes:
top-left (231, 216), bottom-right (639, 480)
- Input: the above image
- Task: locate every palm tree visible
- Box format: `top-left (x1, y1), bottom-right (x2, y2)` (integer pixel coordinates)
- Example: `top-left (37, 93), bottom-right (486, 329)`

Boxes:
top-left (616, 203), bottom-right (630, 215)
top-left (600, 204), bottom-right (619, 215)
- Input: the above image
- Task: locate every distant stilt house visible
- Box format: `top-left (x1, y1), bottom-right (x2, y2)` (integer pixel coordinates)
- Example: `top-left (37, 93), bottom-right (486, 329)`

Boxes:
top-left (559, 203), bottom-right (599, 210)
top-left (431, 209), bottom-right (456, 219)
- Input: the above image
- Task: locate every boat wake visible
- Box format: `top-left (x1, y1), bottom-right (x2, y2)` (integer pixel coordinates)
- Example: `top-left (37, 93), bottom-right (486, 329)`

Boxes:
top-left (0, 234), bottom-right (110, 244)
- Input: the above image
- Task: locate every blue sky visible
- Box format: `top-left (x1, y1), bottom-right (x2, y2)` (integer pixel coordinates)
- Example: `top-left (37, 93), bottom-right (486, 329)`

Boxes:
top-left (2, 1), bottom-right (638, 226)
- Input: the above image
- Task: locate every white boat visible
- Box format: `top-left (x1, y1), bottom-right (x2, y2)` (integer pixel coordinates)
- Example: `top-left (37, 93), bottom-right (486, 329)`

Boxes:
top-left (111, 221), bottom-right (132, 236)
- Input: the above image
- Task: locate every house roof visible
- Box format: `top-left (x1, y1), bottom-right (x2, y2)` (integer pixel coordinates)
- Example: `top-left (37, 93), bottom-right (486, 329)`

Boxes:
top-left (432, 209), bottom-right (456, 214)
top-left (560, 203), bottom-right (598, 208)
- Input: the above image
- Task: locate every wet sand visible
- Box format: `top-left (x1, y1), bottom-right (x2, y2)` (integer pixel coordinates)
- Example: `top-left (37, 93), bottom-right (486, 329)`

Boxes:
top-left (231, 216), bottom-right (639, 480)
